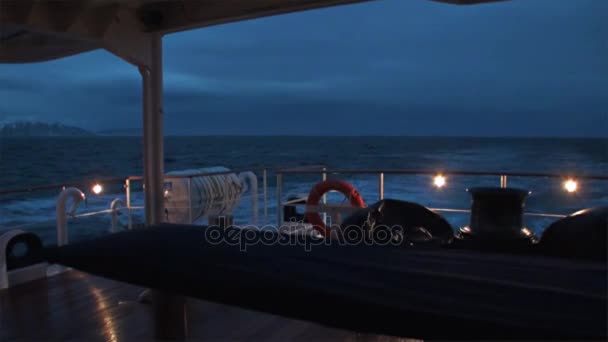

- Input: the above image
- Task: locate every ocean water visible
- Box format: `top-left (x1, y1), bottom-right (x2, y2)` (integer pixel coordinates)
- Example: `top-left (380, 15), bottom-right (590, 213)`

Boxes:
top-left (1, 136), bottom-right (607, 244)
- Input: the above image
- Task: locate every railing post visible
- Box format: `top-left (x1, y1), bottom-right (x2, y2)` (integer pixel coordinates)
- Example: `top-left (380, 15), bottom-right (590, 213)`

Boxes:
top-left (500, 175), bottom-right (508, 188)
top-left (56, 187), bottom-right (85, 246)
top-left (379, 172), bottom-right (385, 200)
top-left (238, 171), bottom-right (258, 225)
top-left (125, 179), bottom-right (133, 230)
top-left (187, 177), bottom-right (193, 224)
top-left (263, 169), bottom-right (268, 223)
top-left (322, 167), bottom-right (327, 225)
top-left (110, 199), bottom-right (126, 233)
top-left (276, 173), bottom-right (283, 228)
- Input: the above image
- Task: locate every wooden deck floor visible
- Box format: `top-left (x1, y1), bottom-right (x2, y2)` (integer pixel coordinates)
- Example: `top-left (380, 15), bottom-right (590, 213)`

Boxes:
top-left (0, 271), bottom-right (384, 341)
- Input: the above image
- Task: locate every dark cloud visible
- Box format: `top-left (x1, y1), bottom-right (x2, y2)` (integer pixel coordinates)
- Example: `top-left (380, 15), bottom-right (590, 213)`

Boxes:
top-left (0, 0), bottom-right (606, 136)
top-left (0, 77), bottom-right (39, 92)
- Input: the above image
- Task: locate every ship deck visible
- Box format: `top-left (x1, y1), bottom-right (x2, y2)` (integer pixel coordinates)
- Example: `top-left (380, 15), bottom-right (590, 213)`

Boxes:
top-left (0, 270), bottom-right (367, 341)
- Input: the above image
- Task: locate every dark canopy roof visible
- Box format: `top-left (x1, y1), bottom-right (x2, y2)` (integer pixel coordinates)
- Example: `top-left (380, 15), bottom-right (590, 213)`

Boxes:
top-left (0, 0), bottom-right (506, 63)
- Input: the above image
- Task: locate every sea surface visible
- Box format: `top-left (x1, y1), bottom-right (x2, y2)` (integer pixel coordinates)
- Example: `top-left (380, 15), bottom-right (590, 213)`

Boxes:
top-left (1, 136), bottom-right (607, 244)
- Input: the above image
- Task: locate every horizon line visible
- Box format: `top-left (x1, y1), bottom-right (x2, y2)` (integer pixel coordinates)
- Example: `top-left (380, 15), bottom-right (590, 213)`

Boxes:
top-left (3, 134), bottom-right (607, 139)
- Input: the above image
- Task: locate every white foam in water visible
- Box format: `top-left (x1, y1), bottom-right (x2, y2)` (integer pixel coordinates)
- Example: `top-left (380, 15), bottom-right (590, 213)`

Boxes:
top-left (1, 197), bottom-right (59, 226)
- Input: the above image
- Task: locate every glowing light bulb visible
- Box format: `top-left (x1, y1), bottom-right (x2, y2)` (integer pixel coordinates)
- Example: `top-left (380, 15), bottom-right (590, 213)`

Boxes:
top-left (564, 179), bottom-right (577, 193)
top-left (433, 174), bottom-right (446, 188)
top-left (92, 184), bottom-right (103, 195)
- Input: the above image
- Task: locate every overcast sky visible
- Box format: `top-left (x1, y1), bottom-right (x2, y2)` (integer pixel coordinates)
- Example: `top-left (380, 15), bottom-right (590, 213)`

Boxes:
top-left (0, 0), bottom-right (606, 136)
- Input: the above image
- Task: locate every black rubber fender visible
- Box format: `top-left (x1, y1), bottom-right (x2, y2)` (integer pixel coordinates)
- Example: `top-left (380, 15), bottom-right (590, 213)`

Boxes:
top-left (540, 206), bottom-right (608, 262)
top-left (341, 199), bottom-right (454, 245)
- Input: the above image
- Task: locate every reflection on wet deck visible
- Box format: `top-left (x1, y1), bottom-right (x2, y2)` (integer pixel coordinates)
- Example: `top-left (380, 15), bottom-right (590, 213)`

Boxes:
top-left (0, 271), bottom-right (378, 340)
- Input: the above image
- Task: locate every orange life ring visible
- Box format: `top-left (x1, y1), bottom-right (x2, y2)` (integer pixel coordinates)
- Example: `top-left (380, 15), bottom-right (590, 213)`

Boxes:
top-left (305, 179), bottom-right (365, 237)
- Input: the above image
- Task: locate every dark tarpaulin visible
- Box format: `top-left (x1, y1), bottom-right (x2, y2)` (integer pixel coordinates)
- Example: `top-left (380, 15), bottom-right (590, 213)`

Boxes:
top-left (44, 225), bottom-right (607, 340)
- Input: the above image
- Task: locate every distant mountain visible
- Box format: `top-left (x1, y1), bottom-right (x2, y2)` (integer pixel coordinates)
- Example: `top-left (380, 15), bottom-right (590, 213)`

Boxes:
top-left (0, 122), bottom-right (95, 137)
top-left (97, 128), bottom-right (142, 136)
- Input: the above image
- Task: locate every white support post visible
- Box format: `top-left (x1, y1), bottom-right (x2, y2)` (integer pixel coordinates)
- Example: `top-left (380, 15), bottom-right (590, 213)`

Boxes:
top-left (322, 167), bottom-right (327, 225)
top-left (110, 199), bottom-right (126, 233)
top-left (56, 187), bottom-right (86, 246)
top-left (104, 23), bottom-right (185, 340)
top-left (263, 169), bottom-right (268, 223)
top-left (379, 172), bottom-right (385, 200)
top-left (500, 175), bottom-right (508, 188)
top-left (136, 35), bottom-right (188, 340)
top-left (187, 177), bottom-right (193, 224)
top-left (276, 173), bottom-right (283, 228)
top-left (239, 172), bottom-right (259, 225)
top-left (138, 33), bottom-right (165, 226)
top-left (125, 179), bottom-right (133, 230)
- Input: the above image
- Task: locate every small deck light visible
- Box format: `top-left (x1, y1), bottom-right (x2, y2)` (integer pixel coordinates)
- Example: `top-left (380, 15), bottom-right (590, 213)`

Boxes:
top-left (564, 179), bottom-right (578, 193)
top-left (433, 174), bottom-right (446, 188)
top-left (92, 183), bottom-right (103, 195)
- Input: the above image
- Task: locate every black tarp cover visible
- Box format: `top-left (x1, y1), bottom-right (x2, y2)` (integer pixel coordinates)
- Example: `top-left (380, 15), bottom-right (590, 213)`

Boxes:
top-left (44, 225), bottom-right (607, 340)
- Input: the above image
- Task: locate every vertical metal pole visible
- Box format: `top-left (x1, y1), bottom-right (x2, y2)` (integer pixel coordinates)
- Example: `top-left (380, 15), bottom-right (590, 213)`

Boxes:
top-left (139, 34), bottom-right (165, 227)
top-left (110, 199), bottom-right (126, 233)
top-left (187, 177), bottom-right (192, 224)
top-left (379, 172), bottom-right (385, 200)
top-left (125, 179), bottom-right (132, 230)
top-left (322, 167), bottom-right (327, 224)
top-left (138, 34), bottom-right (186, 340)
top-left (263, 169), bottom-right (268, 223)
top-left (237, 172), bottom-right (259, 225)
top-left (276, 173), bottom-right (283, 228)
top-left (223, 174), bottom-right (229, 215)
top-left (56, 187), bottom-right (85, 246)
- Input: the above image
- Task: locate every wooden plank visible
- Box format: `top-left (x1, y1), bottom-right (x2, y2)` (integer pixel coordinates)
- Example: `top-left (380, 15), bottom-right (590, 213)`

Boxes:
top-left (0, 271), bottom-right (364, 340)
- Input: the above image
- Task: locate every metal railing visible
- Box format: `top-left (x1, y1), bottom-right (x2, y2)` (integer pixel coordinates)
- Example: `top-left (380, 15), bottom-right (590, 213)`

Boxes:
top-left (0, 169), bottom-right (264, 290)
top-left (1, 168), bottom-right (268, 237)
top-left (1, 166), bottom-right (606, 241)
top-left (276, 167), bottom-right (608, 180)
top-left (274, 166), bottom-right (608, 227)
top-left (1, 165), bottom-right (604, 290)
